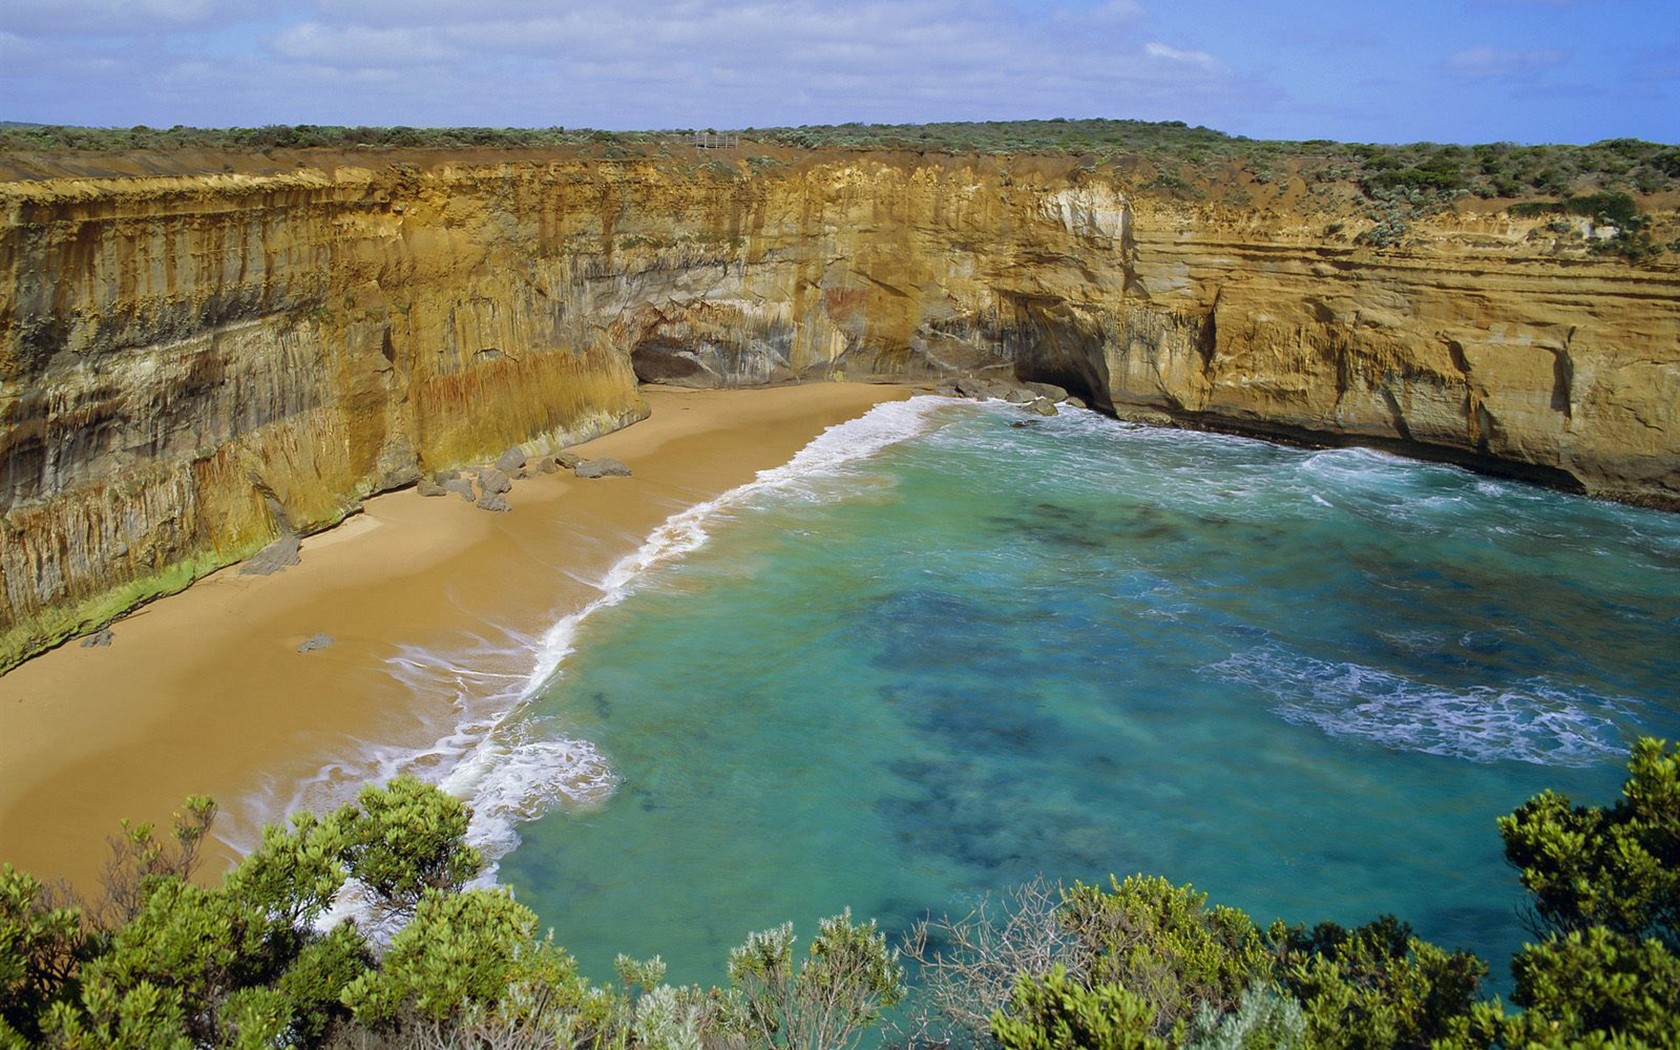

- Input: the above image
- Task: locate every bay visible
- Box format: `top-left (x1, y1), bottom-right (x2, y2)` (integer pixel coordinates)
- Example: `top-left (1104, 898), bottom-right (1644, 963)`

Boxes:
top-left (478, 398), bottom-right (1680, 987)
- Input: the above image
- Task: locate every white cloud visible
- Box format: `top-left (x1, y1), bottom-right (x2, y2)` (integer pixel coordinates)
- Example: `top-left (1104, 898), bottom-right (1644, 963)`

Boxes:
top-left (1146, 42), bottom-right (1221, 70)
top-left (312, 0), bottom-right (558, 25)
top-left (1444, 46), bottom-right (1570, 79)
top-left (0, 0), bottom-right (253, 36)
top-left (0, 0), bottom-right (1272, 133)
top-left (1054, 1), bottom-right (1147, 27)
top-left (271, 22), bottom-right (459, 68)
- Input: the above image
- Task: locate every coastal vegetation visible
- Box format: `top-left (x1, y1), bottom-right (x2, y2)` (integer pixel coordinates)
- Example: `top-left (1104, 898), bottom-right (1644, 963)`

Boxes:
top-left (4, 119), bottom-right (1676, 200)
top-left (3, 740), bottom-right (1675, 1049)
top-left (6, 119), bottom-right (1672, 262)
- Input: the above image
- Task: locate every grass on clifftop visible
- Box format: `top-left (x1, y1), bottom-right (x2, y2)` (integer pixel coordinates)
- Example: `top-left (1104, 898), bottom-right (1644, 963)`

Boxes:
top-left (4, 118), bottom-right (1675, 201)
top-left (4, 118), bottom-right (1677, 260)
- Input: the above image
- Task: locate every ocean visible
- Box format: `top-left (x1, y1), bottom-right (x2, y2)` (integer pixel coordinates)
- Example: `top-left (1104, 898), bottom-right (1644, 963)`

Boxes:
top-left (331, 397), bottom-right (1680, 985)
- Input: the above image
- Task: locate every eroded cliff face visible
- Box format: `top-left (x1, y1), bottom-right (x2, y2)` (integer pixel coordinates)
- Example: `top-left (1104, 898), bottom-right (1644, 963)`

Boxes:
top-left (2, 151), bottom-right (1677, 670)
top-left (1106, 197), bottom-right (1680, 502)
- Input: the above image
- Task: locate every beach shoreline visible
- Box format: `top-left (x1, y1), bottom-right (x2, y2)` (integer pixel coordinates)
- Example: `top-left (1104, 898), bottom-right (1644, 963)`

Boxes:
top-left (0, 382), bottom-right (910, 894)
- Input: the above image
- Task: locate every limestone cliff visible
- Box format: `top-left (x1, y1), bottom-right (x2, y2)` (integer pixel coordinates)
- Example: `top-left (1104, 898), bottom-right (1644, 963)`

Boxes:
top-left (2, 149), bottom-right (1677, 670)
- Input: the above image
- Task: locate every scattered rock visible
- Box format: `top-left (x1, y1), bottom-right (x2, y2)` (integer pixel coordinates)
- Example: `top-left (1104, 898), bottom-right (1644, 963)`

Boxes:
top-left (242, 532), bottom-right (301, 576)
top-left (297, 633), bottom-right (334, 653)
top-left (1024, 381), bottom-right (1071, 402)
top-left (1027, 397), bottom-right (1059, 417)
top-left (575, 457), bottom-right (632, 479)
top-left (1119, 408), bottom-right (1175, 427)
top-left (948, 375), bottom-right (1038, 402)
top-left (442, 478), bottom-right (477, 502)
top-left (476, 491), bottom-right (511, 512)
top-left (81, 628), bottom-right (114, 648)
top-left (495, 446), bottom-right (526, 474)
top-left (477, 468), bottom-right (512, 496)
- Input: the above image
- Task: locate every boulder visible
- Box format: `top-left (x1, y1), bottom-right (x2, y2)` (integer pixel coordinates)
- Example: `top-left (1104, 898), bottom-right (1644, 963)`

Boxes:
top-left (1005, 387), bottom-right (1034, 404)
top-left (1024, 381), bottom-right (1071, 402)
top-left (495, 446), bottom-right (526, 474)
top-left (374, 434), bottom-right (423, 490)
top-left (80, 628), bottom-right (114, 648)
top-left (538, 458), bottom-right (561, 474)
top-left (417, 475), bottom-right (447, 497)
top-left (1119, 408), bottom-right (1175, 427)
top-left (575, 457), bottom-right (633, 479)
top-left (442, 478), bottom-right (477, 502)
top-left (1026, 397), bottom-right (1059, 417)
top-left (242, 532), bottom-right (301, 576)
top-left (555, 451), bottom-right (583, 470)
top-left (477, 468), bottom-right (512, 495)
top-left (476, 491), bottom-right (511, 512)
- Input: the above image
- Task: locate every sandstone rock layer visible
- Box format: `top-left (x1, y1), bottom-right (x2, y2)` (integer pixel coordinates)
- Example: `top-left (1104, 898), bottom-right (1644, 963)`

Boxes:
top-left (2, 152), bottom-right (1676, 669)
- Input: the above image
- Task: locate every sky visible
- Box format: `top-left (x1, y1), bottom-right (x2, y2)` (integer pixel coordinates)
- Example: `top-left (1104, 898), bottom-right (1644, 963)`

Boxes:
top-left (1, 0), bottom-right (1676, 145)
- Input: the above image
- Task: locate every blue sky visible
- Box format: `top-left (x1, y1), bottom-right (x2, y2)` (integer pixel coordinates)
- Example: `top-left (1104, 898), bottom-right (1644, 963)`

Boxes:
top-left (1, 0), bottom-right (1675, 144)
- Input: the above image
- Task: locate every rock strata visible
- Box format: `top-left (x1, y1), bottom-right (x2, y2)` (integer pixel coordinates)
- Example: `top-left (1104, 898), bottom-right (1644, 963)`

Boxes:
top-left (1, 149), bottom-right (1676, 670)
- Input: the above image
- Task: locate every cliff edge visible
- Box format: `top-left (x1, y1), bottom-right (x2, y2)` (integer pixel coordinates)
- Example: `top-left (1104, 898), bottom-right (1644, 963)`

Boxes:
top-left (2, 144), bottom-right (1677, 671)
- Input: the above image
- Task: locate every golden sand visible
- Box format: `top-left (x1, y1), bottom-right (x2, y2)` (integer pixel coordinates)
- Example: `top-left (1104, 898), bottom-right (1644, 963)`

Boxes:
top-left (0, 384), bottom-right (909, 892)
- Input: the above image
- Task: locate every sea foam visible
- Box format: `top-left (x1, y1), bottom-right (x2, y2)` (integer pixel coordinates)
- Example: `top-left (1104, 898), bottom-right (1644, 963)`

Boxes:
top-left (1205, 644), bottom-right (1638, 766)
top-left (241, 395), bottom-right (953, 874)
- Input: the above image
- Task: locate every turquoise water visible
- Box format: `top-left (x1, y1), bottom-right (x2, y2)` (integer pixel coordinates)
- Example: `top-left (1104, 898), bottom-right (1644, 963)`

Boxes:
top-left (470, 398), bottom-right (1679, 987)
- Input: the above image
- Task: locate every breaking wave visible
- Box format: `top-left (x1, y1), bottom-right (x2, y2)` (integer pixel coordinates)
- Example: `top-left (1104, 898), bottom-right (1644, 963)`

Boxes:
top-left (242, 396), bottom-right (952, 875)
top-left (1205, 644), bottom-right (1640, 766)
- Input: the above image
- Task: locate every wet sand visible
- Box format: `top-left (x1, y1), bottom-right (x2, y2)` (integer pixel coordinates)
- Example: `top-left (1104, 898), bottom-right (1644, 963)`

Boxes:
top-left (0, 383), bottom-right (909, 893)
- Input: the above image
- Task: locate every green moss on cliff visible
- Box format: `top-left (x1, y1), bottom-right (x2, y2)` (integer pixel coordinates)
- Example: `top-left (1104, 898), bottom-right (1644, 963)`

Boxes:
top-left (0, 549), bottom-right (240, 672)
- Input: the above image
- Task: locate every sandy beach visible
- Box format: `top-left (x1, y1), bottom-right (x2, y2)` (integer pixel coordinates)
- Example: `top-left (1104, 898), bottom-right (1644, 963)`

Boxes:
top-left (0, 383), bottom-right (909, 894)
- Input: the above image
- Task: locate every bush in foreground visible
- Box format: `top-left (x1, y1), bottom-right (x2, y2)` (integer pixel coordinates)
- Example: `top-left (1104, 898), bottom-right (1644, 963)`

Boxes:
top-left (2, 741), bottom-right (1677, 1048)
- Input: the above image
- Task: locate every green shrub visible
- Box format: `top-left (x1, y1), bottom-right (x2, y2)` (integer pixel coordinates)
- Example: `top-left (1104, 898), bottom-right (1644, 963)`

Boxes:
top-left (723, 909), bottom-right (905, 1050)
top-left (1062, 875), bottom-right (1271, 1039)
top-left (993, 965), bottom-right (1166, 1050)
top-left (1270, 916), bottom-right (1485, 1050)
